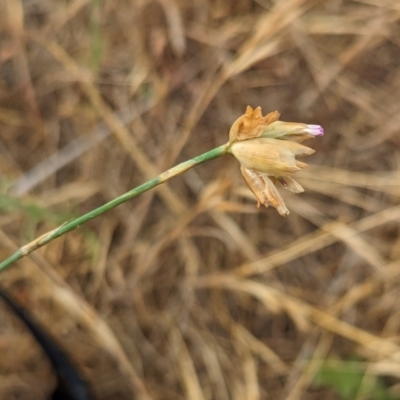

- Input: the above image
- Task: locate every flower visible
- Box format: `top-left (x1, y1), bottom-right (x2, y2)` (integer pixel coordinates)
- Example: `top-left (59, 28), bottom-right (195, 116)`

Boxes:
top-left (228, 106), bottom-right (323, 216)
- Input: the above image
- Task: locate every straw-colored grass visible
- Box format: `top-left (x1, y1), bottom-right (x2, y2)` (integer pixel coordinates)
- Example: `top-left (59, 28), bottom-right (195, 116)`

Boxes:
top-left (1, 0), bottom-right (400, 399)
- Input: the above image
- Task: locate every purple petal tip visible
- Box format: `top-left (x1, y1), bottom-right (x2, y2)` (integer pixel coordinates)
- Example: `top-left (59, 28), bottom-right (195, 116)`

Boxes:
top-left (305, 124), bottom-right (324, 136)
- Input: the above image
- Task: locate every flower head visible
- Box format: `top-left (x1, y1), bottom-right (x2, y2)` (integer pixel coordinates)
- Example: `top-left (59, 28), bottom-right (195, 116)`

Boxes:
top-left (228, 106), bottom-right (323, 216)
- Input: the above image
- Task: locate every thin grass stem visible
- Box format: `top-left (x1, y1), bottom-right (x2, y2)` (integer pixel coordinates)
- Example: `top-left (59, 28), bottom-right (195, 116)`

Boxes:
top-left (0, 144), bottom-right (228, 273)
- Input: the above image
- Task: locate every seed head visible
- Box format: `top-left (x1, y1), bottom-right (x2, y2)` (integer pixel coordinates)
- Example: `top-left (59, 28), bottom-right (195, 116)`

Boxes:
top-left (228, 106), bottom-right (323, 216)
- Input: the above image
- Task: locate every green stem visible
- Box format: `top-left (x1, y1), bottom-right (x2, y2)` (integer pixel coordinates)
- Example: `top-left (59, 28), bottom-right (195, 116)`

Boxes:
top-left (0, 144), bottom-right (228, 273)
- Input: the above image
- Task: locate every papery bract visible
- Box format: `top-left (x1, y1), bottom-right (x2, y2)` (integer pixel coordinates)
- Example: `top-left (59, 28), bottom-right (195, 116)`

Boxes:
top-left (228, 106), bottom-right (323, 216)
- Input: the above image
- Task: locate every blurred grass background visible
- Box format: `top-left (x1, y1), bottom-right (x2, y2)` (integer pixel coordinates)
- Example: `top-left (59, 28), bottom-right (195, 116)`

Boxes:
top-left (1, 0), bottom-right (400, 399)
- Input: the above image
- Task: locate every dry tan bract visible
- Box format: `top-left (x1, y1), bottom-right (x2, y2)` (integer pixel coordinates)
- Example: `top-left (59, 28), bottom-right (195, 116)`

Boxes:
top-left (228, 106), bottom-right (323, 215)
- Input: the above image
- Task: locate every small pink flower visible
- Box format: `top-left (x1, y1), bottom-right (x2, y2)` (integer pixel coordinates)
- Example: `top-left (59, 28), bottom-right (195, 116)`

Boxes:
top-left (304, 124), bottom-right (324, 137)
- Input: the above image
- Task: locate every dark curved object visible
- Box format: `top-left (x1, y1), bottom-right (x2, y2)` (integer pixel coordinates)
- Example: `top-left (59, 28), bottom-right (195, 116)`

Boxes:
top-left (0, 286), bottom-right (94, 400)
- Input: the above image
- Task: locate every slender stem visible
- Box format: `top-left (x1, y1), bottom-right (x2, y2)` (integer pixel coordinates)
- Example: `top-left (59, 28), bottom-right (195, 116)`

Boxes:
top-left (0, 144), bottom-right (228, 273)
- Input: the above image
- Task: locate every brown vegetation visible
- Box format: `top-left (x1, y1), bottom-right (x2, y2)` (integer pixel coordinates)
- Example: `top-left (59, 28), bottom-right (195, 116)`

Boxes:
top-left (1, 0), bottom-right (400, 399)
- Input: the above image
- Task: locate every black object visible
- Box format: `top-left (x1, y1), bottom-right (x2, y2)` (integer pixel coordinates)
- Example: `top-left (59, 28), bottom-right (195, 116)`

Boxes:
top-left (0, 287), bottom-right (94, 400)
